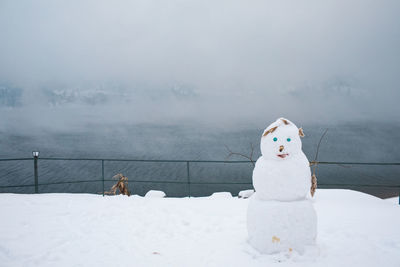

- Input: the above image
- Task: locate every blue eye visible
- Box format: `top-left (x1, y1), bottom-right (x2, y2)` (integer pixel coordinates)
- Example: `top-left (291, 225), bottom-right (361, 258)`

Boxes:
top-left (287, 138), bottom-right (291, 142)
top-left (273, 137), bottom-right (277, 142)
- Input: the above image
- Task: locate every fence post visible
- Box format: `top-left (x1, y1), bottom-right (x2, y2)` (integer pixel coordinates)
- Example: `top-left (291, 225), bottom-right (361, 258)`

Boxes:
top-left (186, 161), bottom-right (191, 197)
top-left (102, 160), bottom-right (105, 197)
top-left (33, 155), bottom-right (39, 193)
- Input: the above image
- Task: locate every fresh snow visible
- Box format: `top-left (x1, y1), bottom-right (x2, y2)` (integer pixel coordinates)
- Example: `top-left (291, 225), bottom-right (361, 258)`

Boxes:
top-left (0, 189), bottom-right (399, 267)
top-left (386, 197), bottom-right (399, 205)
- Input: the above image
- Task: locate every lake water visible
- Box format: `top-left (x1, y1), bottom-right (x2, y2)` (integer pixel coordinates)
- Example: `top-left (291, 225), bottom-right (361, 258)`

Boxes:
top-left (0, 121), bottom-right (399, 198)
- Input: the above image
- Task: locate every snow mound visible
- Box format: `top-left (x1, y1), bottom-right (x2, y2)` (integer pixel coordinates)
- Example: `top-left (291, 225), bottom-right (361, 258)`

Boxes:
top-left (238, 189), bottom-right (254, 199)
top-left (210, 192), bottom-right (232, 198)
top-left (145, 190), bottom-right (166, 198)
top-left (0, 189), bottom-right (399, 267)
top-left (385, 197), bottom-right (399, 205)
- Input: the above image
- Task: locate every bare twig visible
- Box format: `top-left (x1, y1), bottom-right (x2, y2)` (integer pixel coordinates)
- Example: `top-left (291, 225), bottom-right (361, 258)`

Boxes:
top-left (250, 143), bottom-right (254, 163)
top-left (337, 164), bottom-right (352, 169)
top-left (225, 143), bottom-right (256, 166)
top-left (310, 128), bottom-right (329, 197)
top-left (313, 128), bottom-right (329, 166)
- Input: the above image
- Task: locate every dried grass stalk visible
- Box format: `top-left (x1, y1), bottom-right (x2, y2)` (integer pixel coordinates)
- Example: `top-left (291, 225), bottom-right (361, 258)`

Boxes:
top-left (311, 174), bottom-right (317, 197)
top-left (262, 126), bottom-right (278, 137)
top-left (281, 118), bottom-right (289, 125)
top-left (104, 173), bottom-right (131, 196)
top-left (298, 127), bottom-right (305, 137)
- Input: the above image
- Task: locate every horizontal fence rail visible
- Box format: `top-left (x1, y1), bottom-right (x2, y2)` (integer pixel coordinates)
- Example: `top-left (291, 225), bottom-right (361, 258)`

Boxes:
top-left (0, 157), bottom-right (399, 201)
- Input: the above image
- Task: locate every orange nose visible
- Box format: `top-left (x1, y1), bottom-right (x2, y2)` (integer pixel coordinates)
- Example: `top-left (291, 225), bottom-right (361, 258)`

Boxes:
top-left (279, 145), bottom-right (284, 152)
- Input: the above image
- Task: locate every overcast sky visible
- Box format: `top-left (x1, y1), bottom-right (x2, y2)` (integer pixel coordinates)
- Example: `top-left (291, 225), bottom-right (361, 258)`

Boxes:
top-left (0, 0), bottom-right (399, 129)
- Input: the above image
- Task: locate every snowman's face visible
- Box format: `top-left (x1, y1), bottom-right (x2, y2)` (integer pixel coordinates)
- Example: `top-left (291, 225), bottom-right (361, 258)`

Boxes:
top-left (260, 124), bottom-right (302, 161)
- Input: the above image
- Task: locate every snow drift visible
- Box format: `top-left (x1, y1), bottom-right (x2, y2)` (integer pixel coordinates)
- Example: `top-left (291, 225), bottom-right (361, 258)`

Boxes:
top-left (0, 189), bottom-right (399, 267)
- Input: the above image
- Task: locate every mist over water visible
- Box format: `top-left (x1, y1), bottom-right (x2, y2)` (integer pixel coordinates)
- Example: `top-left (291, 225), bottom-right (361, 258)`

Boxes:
top-left (1, 0), bottom-right (400, 125)
top-left (0, 0), bottom-right (399, 196)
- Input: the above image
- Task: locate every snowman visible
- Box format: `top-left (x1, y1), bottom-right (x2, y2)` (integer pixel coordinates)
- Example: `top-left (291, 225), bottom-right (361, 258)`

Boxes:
top-left (247, 118), bottom-right (317, 254)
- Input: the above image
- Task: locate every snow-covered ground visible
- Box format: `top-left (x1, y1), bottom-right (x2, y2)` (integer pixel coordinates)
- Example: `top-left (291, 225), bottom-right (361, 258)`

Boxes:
top-left (0, 189), bottom-right (399, 267)
top-left (386, 197), bottom-right (400, 205)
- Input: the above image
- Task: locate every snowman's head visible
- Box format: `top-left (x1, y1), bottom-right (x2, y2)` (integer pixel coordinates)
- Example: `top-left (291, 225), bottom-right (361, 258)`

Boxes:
top-left (260, 118), bottom-right (305, 161)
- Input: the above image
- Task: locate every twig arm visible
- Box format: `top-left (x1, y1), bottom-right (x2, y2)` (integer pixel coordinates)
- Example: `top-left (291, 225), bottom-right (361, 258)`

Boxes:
top-left (224, 144), bottom-right (256, 166)
top-left (310, 128), bottom-right (329, 197)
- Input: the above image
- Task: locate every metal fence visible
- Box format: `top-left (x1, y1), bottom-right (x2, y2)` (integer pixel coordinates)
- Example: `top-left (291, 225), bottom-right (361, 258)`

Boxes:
top-left (0, 156), bottom-right (399, 202)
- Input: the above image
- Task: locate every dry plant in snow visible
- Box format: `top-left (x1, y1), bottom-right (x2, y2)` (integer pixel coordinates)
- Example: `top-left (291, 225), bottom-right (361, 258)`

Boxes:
top-left (104, 173), bottom-right (131, 196)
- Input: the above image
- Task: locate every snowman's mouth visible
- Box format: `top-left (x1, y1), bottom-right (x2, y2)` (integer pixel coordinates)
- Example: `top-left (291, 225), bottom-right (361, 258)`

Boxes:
top-left (277, 153), bottom-right (289, 159)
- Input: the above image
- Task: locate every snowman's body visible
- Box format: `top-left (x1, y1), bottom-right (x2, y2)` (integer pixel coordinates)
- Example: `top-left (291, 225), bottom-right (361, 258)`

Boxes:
top-left (247, 118), bottom-right (317, 254)
top-left (253, 152), bottom-right (311, 201)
